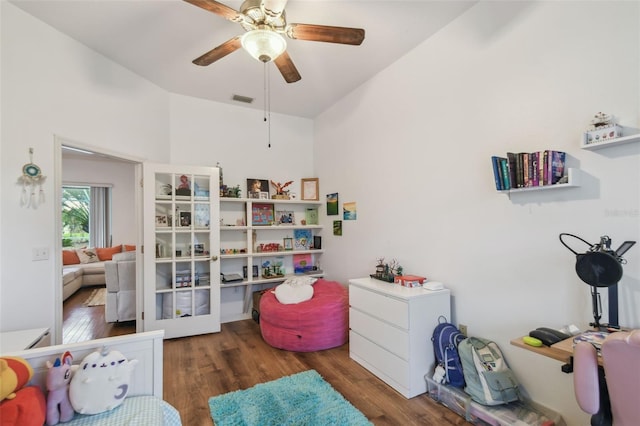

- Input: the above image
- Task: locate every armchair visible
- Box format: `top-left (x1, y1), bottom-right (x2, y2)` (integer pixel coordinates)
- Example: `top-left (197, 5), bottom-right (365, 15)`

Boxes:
top-left (105, 251), bottom-right (136, 323)
top-left (574, 329), bottom-right (640, 426)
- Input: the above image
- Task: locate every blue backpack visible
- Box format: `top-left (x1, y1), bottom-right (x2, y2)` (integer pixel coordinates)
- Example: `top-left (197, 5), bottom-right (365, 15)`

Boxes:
top-left (431, 316), bottom-right (466, 388)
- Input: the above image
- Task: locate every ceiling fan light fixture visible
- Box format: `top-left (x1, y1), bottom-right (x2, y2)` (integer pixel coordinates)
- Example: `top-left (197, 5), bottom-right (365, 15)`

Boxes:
top-left (241, 29), bottom-right (286, 63)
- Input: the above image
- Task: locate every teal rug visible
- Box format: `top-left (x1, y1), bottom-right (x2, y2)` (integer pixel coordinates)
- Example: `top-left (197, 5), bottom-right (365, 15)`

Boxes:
top-left (208, 370), bottom-right (372, 426)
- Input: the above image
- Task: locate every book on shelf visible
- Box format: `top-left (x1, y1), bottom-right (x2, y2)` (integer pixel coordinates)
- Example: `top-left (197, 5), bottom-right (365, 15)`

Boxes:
top-left (491, 156), bottom-right (504, 190)
top-left (551, 151), bottom-right (566, 184)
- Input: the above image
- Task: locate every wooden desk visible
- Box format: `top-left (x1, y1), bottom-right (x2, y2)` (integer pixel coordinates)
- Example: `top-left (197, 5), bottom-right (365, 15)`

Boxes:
top-left (511, 334), bottom-right (604, 371)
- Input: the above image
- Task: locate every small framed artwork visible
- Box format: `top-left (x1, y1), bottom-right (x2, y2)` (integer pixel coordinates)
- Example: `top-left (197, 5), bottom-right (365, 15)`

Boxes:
top-left (283, 237), bottom-right (293, 250)
top-left (276, 210), bottom-right (295, 225)
top-left (247, 178), bottom-right (269, 199)
top-left (252, 203), bottom-right (274, 226)
top-left (326, 193), bottom-right (339, 215)
top-left (333, 220), bottom-right (342, 236)
top-left (301, 178), bottom-right (319, 201)
top-left (155, 214), bottom-right (168, 227)
top-left (259, 191), bottom-right (269, 199)
top-left (179, 211), bottom-right (191, 227)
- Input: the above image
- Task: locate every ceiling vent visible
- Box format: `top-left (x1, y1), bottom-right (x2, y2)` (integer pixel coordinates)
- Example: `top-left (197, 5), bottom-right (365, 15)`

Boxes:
top-left (232, 94), bottom-right (254, 104)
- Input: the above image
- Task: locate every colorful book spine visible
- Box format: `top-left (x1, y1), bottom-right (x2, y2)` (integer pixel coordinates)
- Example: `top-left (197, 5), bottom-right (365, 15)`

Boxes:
top-left (551, 151), bottom-right (566, 184)
top-left (499, 158), bottom-right (511, 190)
top-left (491, 156), bottom-right (503, 190)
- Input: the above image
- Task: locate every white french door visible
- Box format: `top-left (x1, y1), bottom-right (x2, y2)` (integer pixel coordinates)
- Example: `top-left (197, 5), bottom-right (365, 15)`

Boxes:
top-left (142, 163), bottom-right (220, 339)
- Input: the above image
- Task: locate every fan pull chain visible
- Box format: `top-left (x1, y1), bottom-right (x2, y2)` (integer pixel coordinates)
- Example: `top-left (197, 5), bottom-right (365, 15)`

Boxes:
top-left (263, 62), bottom-right (272, 148)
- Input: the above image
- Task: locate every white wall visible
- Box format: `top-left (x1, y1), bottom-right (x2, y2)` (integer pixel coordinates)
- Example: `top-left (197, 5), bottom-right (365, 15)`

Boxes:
top-left (169, 93), bottom-right (314, 196)
top-left (0, 3), bottom-right (170, 339)
top-left (62, 156), bottom-right (137, 247)
top-left (315, 2), bottom-right (639, 425)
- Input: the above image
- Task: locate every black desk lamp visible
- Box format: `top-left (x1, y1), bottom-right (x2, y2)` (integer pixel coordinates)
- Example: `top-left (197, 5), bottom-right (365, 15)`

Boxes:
top-left (559, 233), bottom-right (636, 329)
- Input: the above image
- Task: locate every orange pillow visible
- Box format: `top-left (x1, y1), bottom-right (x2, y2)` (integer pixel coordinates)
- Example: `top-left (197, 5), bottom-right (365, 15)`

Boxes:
top-left (123, 245), bottom-right (136, 252)
top-left (96, 246), bottom-right (122, 261)
top-left (62, 250), bottom-right (80, 265)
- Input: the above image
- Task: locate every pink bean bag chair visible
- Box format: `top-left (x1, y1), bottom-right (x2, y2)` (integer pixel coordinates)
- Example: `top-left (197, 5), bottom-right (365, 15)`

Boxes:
top-left (259, 279), bottom-right (348, 352)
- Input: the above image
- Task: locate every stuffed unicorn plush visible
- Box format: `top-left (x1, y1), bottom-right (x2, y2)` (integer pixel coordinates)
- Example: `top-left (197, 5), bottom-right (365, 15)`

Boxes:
top-left (45, 351), bottom-right (75, 425)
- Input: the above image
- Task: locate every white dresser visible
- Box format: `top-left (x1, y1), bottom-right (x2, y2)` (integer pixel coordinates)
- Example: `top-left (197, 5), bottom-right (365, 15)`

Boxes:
top-left (349, 277), bottom-right (450, 398)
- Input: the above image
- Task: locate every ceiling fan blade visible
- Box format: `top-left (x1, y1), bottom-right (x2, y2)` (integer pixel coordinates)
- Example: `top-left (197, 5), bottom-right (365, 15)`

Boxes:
top-left (193, 36), bottom-right (242, 66)
top-left (286, 23), bottom-right (365, 45)
top-left (183, 0), bottom-right (243, 22)
top-left (262, 0), bottom-right (288, 19)
top-left (274, 51), bottom-right (301, 83)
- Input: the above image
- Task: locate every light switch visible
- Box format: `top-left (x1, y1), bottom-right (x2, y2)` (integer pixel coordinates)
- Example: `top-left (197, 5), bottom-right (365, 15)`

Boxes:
top-left (32, 247), bottom-right (49, 261)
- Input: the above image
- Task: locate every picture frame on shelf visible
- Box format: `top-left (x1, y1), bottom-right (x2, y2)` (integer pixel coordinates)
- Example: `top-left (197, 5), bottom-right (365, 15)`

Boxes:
top-left (175, 174), bottom-right (191, 197)
top-left (301, 178), bottom-right (319, 201)
top-left (259, 191), bottom-right (269, 199)
top-left (276, 210), bottom-right (295, 225)
top-left (247, 178), bottom-right (269, 199)
top-left (294, 229), bottom-right (312, 250)
top-left (243, 265), bottom-right (259, 279)
top-left (155, 214), bottom-right (168, 227)
top-left (179, 211), bottom-right (191, 227)
top-left (283, 237), bottom-right (293, 251)
top-left (252, 203), bottom-right (274, 226)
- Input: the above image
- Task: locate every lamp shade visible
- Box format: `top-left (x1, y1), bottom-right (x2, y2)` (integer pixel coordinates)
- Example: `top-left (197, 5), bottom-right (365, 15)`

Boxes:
top-left (241, 29), bottom-right (286, 63)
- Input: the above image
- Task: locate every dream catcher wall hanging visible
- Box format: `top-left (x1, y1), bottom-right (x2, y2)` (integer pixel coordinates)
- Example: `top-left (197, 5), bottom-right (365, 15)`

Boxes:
top-left (18, 148), bottom-right (46, 208)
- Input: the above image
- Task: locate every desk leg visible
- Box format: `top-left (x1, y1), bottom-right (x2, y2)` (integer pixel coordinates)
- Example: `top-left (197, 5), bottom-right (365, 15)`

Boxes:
top-left (590, 366), bottom-right (612, 426)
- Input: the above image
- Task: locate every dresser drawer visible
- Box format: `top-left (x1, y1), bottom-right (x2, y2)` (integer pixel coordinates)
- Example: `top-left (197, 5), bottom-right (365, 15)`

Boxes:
top-left (349, 284), bottom-right (408, 329)
top-left (350, 331), bottom-right (410, 393)
top-left (350, 308), bottom-right (409, 360)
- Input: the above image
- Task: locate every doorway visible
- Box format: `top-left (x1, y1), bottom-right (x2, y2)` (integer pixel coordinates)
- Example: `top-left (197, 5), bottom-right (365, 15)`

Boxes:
top-left (55, 136), bottom-right (144, 344)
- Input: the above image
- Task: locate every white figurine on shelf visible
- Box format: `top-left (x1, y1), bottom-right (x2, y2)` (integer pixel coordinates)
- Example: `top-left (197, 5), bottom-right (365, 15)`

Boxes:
top-left (589, 112), bottom-right (614, 130)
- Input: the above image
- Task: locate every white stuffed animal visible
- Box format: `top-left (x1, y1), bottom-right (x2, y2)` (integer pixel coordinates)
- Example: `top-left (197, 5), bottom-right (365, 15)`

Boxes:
top-left (69, 347), bottom-right (138, 415)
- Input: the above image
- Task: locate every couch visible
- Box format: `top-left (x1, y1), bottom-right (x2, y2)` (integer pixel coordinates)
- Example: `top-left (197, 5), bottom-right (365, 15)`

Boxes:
top-left (62, 262), bottom-right (107, 301)
top-left (62, 245), bottom-right (135, 301)
top-left (105, 251), bottom-right (136, 323)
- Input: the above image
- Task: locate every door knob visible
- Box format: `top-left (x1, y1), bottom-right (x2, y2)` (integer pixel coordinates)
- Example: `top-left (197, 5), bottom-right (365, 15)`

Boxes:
top-left (211, 255), bottom-right (218, 261)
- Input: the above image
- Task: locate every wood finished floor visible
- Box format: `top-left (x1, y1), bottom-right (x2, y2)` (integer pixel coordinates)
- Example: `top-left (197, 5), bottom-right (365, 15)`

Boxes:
top-left (64, 293), bottom-right (470, 425)
top-left (62, 286), bottom-right (135, 344)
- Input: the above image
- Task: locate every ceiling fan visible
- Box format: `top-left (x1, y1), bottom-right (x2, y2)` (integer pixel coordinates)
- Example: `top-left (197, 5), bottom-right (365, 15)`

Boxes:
top-left (184, 0), bottom-right (365, 83)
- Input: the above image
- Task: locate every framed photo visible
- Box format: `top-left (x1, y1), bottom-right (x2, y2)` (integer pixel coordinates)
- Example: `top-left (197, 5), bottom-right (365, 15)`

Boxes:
top-left (247, 178), bottom-right (269, 199)
top-left (276, 210), bottom-right (295, 225)
top-left (251, 203), bottom-right (274, 226)
top-left (179, 211), bottom-right (191, 227)
top-left (259, 191), bottom-right (269, 199)
top-left (243, 265), bottom-right (259, 278)
top-left (301, 178), bottom-right (319, 201)
top-left (155, 214), bottom-right (168, 227)
top-left (326, 193), bottom-right (339, 215)
top-left (283, 237), bottom-right (293, 251)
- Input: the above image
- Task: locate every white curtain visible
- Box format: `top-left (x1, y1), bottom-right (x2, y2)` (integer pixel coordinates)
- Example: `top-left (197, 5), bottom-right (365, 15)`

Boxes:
top-left (90, 186), bottom-right (111, 248)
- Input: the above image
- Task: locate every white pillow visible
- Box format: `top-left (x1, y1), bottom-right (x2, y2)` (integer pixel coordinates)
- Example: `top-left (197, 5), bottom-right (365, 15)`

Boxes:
top-left (274, 282), bottom-right (314, 304)
top-left (282, 276), bottom-right (318, 287)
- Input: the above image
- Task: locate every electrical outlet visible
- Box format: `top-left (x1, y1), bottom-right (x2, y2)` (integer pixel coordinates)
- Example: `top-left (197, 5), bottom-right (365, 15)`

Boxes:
top-left (459, 324), bottom-right (468, 336)
top-left (32, 247), bottom-right (49, 261)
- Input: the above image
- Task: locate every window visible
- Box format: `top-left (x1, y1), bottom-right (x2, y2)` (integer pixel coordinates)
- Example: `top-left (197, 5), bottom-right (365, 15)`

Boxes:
top-left (62, 185), bottom-right (112, 248)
